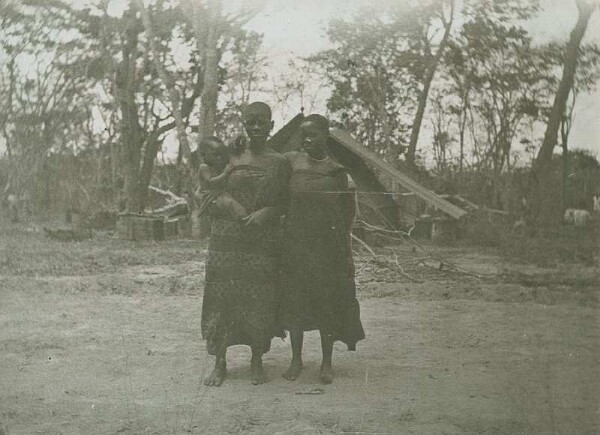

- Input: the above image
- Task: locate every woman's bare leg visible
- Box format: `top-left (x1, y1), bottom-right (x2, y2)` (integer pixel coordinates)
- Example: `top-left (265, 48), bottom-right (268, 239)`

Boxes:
top-left (319, 329), bottom-right (334, 384)
top-left (204, 348), bottom-right (227, 387)
top-left (250, 338), bottom-right (267, 385)
top-left (283, 330), bottom-right (304, 380)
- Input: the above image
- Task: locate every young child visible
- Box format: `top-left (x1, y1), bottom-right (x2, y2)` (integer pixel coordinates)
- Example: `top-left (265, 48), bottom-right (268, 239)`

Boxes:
top-left (196, 136), bottom-right (247, 221)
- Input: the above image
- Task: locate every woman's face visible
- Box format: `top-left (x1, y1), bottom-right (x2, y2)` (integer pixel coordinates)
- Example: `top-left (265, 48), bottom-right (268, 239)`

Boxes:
top-left (300, 120), bottom-right (327, 158)
top-left (243, 113), bottom-right (272, 144)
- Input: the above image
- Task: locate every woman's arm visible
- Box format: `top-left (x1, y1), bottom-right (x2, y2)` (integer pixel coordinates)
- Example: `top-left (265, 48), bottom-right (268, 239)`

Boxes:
top-left (337, 171), bottom-right (356, 233)
top-left (243, 156), bottom-right (291, 226)
top-left (274, 154), bottom-right (292, 217)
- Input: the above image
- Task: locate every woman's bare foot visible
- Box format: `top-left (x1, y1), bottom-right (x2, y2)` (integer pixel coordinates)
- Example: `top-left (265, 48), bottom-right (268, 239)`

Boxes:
top-left (282, 359), bottom-right (303, 381)
top-left (250, 357), bottom-right (267, 385)
top-left (204, 361), bottom-right (226, 387)
top-left (319, 364), bottom-right (334, 384)
top-left (204, 357), bottom-right (227, 387)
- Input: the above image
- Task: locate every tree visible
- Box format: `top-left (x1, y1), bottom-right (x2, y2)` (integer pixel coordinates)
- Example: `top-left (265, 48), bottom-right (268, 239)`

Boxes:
top-left (9, 0), bottom-right (209, 213)
top-left (138, 0), bottom-right (194, 200)
top-left (405, 0), bottom-right (455, 167)
top-left (216, 29), bottom-right (268, 139)
top-left (0, 0), bottom-right (271, 215)
top-left (0, 1), bottom-right (96, 212)
top-left (270, 58), bottom-right (327, 122)
top-left (316, 0), bottom-right (542, 172)
top-left (313, 7), bottom-right (422, 161)
top-left (429, 90), bottom-right (455, 177)
top-left (196, 0), bottom-right (221, 141)
top-left (442, 0), bottom-right (549, 171)
top-left (533, 0), bottom-right (599, 225)
top-left (427, 0), bottom-right (574, 211)
top-left (1, 0), bottom-right (205, 212)
top-left (71, 0), bottom-right (228, 211)
top-left (555, 43), bottom-right (600, 211)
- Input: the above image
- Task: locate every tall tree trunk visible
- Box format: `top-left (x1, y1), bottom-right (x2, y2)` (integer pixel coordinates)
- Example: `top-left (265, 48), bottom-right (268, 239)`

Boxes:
top-left (137, 135), bottom-right (162, 211)
top-left (98, 7), bottom-right (123, 211)
top-left (458, 87), bottom-right (469, 175)
top-left (197, 0), bottom-right (221, 142)
top-left (175, 143), bottom-right (184, 196)
top-left (561, 122), bottom-right (569, 212)
top-left (117, 8), bottom-right (144, 213)
top-left (533, 0), bottom-right (596, 225)
top-left (110, 139), bottom-right (120, 209)
top-left (405, 0), bottom-right (454, 167)
top-left (3, 57), bottom-right (16, 161)
top-left (560, 91), bottom-right (576, 211)
top-left (139, 2), bottom-right (194, 209)
top-left (139, 2), bottom-right (192, 164)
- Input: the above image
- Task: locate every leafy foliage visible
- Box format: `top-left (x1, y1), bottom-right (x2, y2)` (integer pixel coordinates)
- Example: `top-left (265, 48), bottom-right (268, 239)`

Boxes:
top-left (0, 0), bottom-right (267, 214)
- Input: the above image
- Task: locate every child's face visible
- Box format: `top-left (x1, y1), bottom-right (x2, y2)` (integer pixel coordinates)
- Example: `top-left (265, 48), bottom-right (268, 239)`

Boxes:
top-left (202, 142), bottom-right (225, 168)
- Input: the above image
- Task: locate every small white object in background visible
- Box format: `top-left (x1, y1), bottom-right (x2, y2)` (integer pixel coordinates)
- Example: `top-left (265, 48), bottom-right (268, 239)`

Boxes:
top-left (564, 208), bottom-right (591, 227)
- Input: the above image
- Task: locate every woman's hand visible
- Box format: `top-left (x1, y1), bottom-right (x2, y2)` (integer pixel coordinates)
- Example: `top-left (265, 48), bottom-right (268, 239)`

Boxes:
top-left (223, 163), bottom-right (234, 175)
top-left (242, 207), bottom-right (275, 226)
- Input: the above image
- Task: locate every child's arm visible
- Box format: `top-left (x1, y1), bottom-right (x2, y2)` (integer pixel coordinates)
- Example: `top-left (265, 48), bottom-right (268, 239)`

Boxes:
top-left (198, 163), bottom-right (234, 190)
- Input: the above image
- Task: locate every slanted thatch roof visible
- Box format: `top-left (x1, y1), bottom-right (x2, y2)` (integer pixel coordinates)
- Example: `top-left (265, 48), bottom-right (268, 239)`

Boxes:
top-left (330, 128), bottom-right (467, 220)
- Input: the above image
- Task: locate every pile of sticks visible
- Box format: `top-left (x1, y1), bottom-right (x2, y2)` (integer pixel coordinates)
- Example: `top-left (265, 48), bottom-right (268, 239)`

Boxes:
top-left (352, 221), bottom-right (491, 283)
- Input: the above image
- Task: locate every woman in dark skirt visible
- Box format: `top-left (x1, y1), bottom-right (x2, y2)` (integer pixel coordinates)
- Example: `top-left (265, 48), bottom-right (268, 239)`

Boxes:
top-left (201, 102), bottom-right (290, 386)
top-left (279, 114), bottom-right (365, 384)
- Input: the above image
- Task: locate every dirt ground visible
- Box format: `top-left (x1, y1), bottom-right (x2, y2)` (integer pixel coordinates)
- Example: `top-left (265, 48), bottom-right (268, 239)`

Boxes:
top-left (1, 221), bottom-right (599, 434)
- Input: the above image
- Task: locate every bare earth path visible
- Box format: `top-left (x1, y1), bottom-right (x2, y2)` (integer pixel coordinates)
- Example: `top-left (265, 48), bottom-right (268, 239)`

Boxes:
top-left (1, 226), bottom-right (599, 434)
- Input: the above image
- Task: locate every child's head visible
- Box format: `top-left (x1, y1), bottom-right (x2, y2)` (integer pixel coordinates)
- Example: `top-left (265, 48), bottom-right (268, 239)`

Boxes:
top-left (199, 136), bottom-right (228, 169)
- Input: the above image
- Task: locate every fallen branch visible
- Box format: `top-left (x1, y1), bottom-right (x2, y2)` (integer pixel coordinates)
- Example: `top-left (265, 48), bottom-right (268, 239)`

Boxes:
top-left (356, 258), bottom-right (373, 276)
top-left (357, 220), bottom-right (414, 237)
top-left (352, 234), bottom-right (424, 283)
top-left (148, 185), bottom-right (186, 204)
top-left (352, 233), bottom-right (377, 257)
top-left (390, 250), bottom-right (423, 283)
top-left (356, 221), bottom-right (494, 280)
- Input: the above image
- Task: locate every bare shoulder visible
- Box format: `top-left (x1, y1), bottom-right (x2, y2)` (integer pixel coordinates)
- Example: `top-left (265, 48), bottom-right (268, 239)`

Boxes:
top-left (326, 159), bottom-right (346, 172)
top-left (265, 150), bottom-right (291, 169)
top-left (265, 150), bottom-right (288, 162)
top-left (283, 151), bottom-right (301, 159)
top-left (283, 151), bottom-right (302, 163)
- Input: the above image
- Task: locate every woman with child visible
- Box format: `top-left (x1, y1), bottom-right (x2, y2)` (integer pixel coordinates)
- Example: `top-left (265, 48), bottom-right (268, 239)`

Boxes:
top-left (200, 102), bottom-right (290, 386)
top-left (199, 103), bottom-right (364, 387)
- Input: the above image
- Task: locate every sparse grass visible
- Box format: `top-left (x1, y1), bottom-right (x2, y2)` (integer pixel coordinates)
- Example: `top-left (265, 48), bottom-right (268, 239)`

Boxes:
top-left (499, 225), bottom-right (599, 267)
top-left (0, 223), bottom-right (207, 277)
top-left (459, 214), bottom-right (599, 267)
top-left (500, 268), bottom-right (599, 289)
